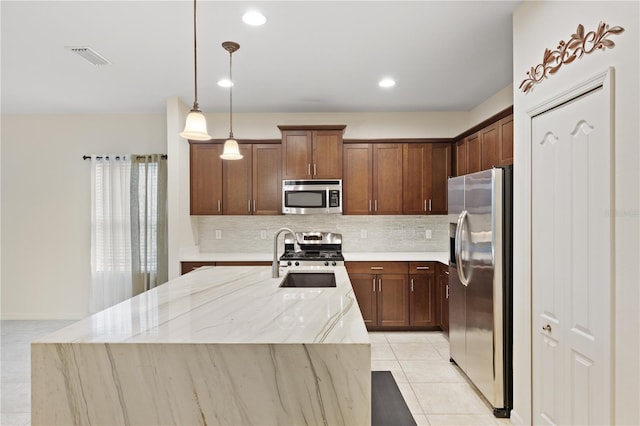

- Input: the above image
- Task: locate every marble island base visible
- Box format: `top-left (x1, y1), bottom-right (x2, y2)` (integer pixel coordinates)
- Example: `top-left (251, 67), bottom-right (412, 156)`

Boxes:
top-left (31, 266), bottom-right (371, 425)
top-left (32, 342), bottom-right (370, 425)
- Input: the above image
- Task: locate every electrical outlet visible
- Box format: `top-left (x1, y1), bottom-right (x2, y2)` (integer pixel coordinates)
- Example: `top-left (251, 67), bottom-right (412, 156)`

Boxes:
top-left (260, 230), bottom-right (267, 240)
top-left (360, 229), bottom-right (367, 239)
top-left (425, 229), bottom-right (432, 239)
top-left (215, 230), bottom-right (222, 240)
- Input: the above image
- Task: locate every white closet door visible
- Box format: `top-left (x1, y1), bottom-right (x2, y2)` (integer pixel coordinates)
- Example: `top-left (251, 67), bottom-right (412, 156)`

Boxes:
top-left (531, 74), bottom-right (612, 425)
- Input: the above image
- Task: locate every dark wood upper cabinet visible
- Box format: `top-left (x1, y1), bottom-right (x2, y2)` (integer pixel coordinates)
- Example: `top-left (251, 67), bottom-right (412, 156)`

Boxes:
top-left (453, 110), bottom-right (513, 176)
top-left (372, 143), bottom-right (403, 215)
top-left (343, 143), bottom-right (402, 215)
top-left (343, 144), bottom-right (373, 215)
top-left (498, 115), bottom-right (514, 166)
top-left (403, 143), bottom-right (450, 215)
top-left (223, 143), bottom-right (282, 215)
top-left (190, 143), bottom-right (223, 215)
top-left (252, 144), bottom-right (282, 215)
top-left (466, 133), bottom-right (482, 174)
top-left (279, 125), bottom-right (345, 179)
top-left (222, 144), bottom-right (253, 215)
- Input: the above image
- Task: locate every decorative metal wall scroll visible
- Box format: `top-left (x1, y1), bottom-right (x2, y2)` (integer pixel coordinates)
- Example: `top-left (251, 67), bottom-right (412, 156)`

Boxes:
top-left (519, 22), bottom-right (624, 94)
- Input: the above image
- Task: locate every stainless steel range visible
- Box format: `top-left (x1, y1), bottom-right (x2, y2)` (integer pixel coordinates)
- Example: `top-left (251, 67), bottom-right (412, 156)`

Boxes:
top-left (279, 231), bottom-right (344, 268)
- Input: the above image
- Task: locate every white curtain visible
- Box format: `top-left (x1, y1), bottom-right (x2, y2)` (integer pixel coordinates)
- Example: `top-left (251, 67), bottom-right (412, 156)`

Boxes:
top-left (89, 154), bottom-right (168, 313)
top-left (90, 155), bottom-right (133, 313)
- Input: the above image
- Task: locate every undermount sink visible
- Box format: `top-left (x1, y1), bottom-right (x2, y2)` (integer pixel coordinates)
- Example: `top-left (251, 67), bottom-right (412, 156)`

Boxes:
top-left (278, 272), bottom-right (337, 288)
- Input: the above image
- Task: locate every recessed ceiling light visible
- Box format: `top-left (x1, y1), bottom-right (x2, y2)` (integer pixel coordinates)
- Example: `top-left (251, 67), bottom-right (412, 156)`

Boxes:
top-left (242, 11), bottom-right (266, 26)
top-left (378, 78), bottom-right (396, 88)
top-left (217, 79), bottom-right (234, 88)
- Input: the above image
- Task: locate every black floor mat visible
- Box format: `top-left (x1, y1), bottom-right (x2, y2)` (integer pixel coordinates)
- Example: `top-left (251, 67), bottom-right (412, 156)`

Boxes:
top-left (371, 371), bottom-right (417, 426)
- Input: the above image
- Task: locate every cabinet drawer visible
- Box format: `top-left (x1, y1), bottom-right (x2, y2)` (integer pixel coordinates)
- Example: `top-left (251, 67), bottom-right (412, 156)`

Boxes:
top-left (409, 262), bottom-right (436, 275)
top-left (346, 261), bottom-right (408, 275)
top-left (181, 261), bottom-right (216, 275)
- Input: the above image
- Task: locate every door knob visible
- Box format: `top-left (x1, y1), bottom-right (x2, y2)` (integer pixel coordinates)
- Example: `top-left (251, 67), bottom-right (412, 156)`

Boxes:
top-left (542, 324), bottom-right (552, 332)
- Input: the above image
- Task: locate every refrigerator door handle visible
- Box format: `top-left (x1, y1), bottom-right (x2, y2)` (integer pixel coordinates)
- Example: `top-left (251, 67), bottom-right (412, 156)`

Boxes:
top-left (455, 209), bottom-right (471, 286)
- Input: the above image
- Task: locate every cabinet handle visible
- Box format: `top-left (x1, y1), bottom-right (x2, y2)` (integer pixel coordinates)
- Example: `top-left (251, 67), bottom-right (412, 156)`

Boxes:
top-left (429, 199), bottom-right (432, 212)
top-left (369, 200), bottom-right (372, 212)
top-left (374, 200), bottom-right (378, 212)
top-left (308, 164), bottom-right (311, 176)
top-left (416, 266), bottom-right (430, 270)
top-left (410, 279), bottom-right (414, 292)
top-left (446, 284), bottom-right (449, 298)
top-left (542, 324), bottom-right (552, 332)
top-left (253, 199), bottom-right (256, 212)
top-left (445, 270), bottom-right (449, 275)
top-left (370, 266), bottom-right (384, 270)
top-left (372, 279), bottom-right (376, 292)
top-left (218, 200), bottom-right (221, 212)
top-left (378, 279), bottom-right (381, 292)
top-left (313, 164), bottom-right (317, 176)
top-left (248, 200), bottom-right (251, 212)
top-left (424, 200), bottom-right (427, 211)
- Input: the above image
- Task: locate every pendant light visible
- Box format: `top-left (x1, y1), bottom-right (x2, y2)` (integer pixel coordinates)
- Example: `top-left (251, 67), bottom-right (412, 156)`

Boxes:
top-left (220, 41), bottom-right (243, 160)
top-left (179, 0), bottom-right (211, 140)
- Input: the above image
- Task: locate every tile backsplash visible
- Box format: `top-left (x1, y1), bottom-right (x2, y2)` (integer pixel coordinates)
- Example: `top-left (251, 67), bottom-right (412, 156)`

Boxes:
top-left (197, 215), bottom-right (449, 253)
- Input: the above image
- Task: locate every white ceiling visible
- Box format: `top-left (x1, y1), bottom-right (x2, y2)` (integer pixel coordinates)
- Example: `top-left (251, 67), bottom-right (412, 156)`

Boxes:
top-left (1, 1), bottom-right (521, 115)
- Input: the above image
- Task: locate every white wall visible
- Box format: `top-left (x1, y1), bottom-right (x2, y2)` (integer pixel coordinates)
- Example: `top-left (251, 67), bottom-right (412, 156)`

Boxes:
top-left (512, 2), bottom-right (639, 424)
top-left (1, 114), bottom-right (166, 319)
top-left (468, 83), bottom-right (513, 126)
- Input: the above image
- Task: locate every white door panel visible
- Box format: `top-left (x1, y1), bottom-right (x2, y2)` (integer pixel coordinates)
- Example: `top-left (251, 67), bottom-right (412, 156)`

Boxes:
top-left (532, 72), bottom-right (612, 425)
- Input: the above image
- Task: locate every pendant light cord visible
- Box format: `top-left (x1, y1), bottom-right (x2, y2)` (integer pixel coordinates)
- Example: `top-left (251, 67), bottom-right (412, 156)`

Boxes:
top-left (192, 0), bottom-right (199, 109)
top-left (228, 48), bottom-right (234, 138)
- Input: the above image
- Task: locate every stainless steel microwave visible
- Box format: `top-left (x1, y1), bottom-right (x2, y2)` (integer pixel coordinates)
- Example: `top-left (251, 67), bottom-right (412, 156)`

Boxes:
top-left (282, 179), bottom-right (342, 214)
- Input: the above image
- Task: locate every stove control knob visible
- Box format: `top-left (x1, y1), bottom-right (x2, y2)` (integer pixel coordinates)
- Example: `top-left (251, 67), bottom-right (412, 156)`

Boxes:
top-left (331, 261), bottom-right (337, 266)
top-left (324, 261), bottom-right (329, 266)
top-left (294, 261), bottom-right (300, 266)
top-left (287, 261), bottom-right (292, 266)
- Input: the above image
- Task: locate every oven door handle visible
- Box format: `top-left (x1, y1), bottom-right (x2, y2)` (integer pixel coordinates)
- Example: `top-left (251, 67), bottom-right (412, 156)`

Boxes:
top-left (455, 210), bottom-right (471, 287)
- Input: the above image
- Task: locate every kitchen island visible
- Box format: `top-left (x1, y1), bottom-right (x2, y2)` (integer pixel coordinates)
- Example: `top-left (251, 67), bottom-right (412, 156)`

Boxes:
top-left (31, 266), bottom-right (371, 425)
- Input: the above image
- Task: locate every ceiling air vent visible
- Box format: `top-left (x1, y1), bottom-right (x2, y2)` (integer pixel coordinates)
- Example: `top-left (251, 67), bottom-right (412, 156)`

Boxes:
top-left (66, 46), bottom-right (111, 66)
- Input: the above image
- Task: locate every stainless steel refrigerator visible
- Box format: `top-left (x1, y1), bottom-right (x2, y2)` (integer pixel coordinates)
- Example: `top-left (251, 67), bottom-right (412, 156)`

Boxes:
top-left (448, 166), bottom-right (513, 418)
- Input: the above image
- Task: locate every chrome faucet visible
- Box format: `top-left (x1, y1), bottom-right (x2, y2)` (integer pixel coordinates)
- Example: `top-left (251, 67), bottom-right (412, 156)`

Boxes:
top-left (272, 227), bottom-right (300, 278)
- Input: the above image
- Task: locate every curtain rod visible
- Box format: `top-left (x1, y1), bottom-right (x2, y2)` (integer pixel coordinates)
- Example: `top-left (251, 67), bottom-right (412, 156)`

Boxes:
top-left (82, 155), bottom-right (168, 160)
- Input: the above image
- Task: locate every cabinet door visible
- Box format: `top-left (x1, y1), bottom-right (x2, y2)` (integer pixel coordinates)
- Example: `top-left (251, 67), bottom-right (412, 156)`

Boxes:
top-left (343, 144), bottom-right (373, 215)
top-left (253, 144), bottom-right (282, 215)
top-left (378, 274), bottom-right (409, 327)
top-left (312, 130), bottom-right (343, 179)
top-left (480, 122), bottom-right (499, 170)
top-left (223, 144), bottom-right (253, 215)
top-left (350, 273), bottom-right (377, 327)
top-left (498, 114), bottom-right (513, 166)
top-left (410, 274), bottom-right (437, 326)
top-left (466, 133), bottom-right (482, 174)
top-left (190, 143), bottom-right (223, 215)
top-left (281, 130), bottom-right (312, 179)
top-left (372, 143), bottom-right (403, 215)
top-left (402, 143), bottom-right (429, 214)
top-left (454, 139), bottom-right (467, 177)
top-left (440, 268), bottom-right (450, 333)
top-left (429, 143), bottom-right (451, 214)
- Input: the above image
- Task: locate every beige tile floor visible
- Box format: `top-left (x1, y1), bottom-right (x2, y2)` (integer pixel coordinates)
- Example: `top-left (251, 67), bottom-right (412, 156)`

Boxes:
top-left (1, 322), bottom-right (511, 426)
top-left (369, 331), bottom-right (512, 426)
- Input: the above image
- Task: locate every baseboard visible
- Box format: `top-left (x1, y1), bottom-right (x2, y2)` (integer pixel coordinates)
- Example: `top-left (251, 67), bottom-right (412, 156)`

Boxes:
top-left (1, 312), bottom-right (86, 320)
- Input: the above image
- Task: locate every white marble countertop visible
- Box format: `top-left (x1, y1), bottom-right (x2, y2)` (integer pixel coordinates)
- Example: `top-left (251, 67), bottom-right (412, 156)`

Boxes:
top-left (35, 266), bottom-right (369, 345)
top-left (180, 250), bottom-right (449, 264)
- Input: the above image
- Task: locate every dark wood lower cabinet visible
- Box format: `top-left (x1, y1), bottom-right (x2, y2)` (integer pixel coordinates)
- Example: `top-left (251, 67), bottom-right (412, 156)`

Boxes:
top-left (438, 262), bottom-right (450, 334)
top-left (347, 261), bottom-right (441, 331)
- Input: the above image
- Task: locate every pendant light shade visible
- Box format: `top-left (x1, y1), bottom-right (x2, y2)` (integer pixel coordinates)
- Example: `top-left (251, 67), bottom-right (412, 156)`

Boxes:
top-left (220, 41), bottom-right (243, 160)
top-left (221, 138), bottom-right (243, 160)
top-left (180, 108), bottom-right (210, 140)
top-left (180, 0), bottom-right (211, 140)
